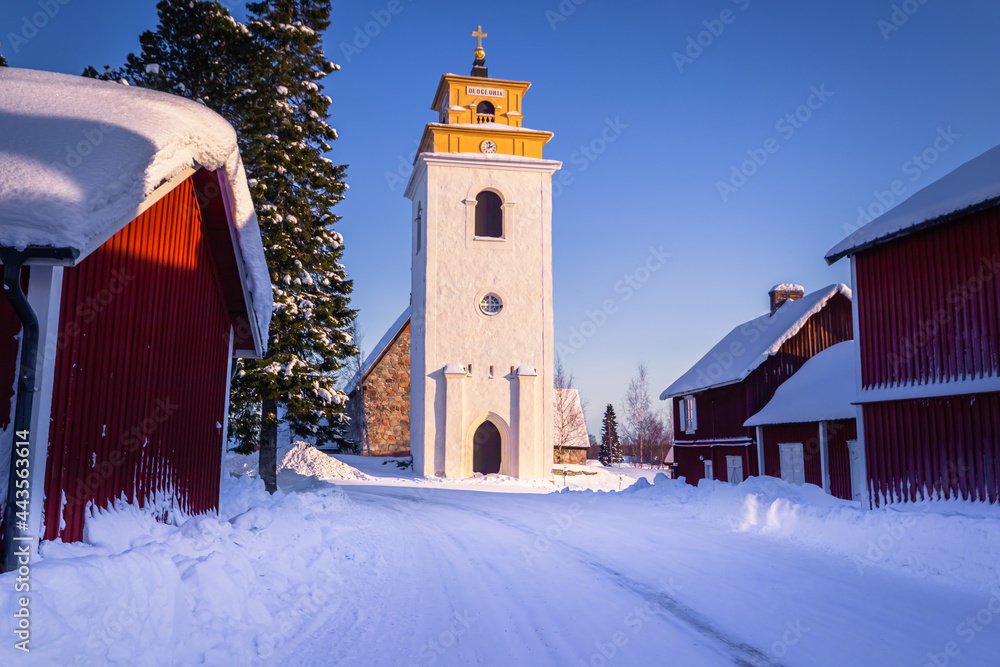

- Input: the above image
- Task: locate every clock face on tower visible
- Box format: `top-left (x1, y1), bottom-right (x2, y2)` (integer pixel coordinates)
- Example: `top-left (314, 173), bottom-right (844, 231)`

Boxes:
top-left (480, 139), bottom-right (498, 154)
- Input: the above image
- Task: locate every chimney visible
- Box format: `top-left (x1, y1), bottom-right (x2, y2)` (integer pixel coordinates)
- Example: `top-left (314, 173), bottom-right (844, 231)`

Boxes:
top-left (768, 283), bottom-right (805, 315)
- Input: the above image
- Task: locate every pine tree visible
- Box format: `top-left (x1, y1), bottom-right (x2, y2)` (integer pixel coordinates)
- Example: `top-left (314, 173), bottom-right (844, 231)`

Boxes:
top-left (85, 0), bottom-right (356, 492)
top-left (600, 404), bottom-right (621, 467)
top-left (0, 54), bottom-right (8, 67)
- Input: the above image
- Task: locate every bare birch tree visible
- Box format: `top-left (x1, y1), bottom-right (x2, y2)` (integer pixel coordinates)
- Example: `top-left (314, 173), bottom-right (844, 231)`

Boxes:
top-left (621, 362), bottom-right (653, 467)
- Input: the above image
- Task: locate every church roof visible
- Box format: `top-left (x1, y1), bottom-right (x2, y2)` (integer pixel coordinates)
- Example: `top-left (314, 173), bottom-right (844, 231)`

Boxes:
top-left (659, 284), bottom-right (852, 400)
top-left (555, 388), bottom-right (590, 449)
top-left (345, 306), bottom-right (411, 395)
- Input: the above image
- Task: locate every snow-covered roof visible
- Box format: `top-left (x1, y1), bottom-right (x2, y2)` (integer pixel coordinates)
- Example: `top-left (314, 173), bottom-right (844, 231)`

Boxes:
top-left (826, 143), bottom-right (1000, 263)
top-left (744, 341), bottom-right (857, 427)
top-left (0, 68), bottom-right (272, 351)
top-left (660, 284), bottom-right (852, 400)
top-left (345, 306), bottom-right (411, 394)
top-left (555, 388), bottom-right (590, 449)
top-left (770, 283), bottom-right (804, 293)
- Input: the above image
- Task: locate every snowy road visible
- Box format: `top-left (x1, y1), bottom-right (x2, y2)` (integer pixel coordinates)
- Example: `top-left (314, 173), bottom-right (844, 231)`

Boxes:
top-left (276, 481), bottom-right (999, 667)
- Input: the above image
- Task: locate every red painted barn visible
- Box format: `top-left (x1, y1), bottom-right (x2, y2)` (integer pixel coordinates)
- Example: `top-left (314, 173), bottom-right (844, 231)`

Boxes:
top-left (827, 145), bottom-right (1000, 507)
top-left (744, 341), bottom-right (860, 501)
top-left (0, 68), bottom-right (271, 568)
top-left (659, 283), bottom-right (853, 486)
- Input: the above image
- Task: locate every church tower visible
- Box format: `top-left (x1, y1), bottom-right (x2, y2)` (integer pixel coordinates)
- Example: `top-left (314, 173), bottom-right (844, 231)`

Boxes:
top-left (404, 28), bottom-right (561, 478)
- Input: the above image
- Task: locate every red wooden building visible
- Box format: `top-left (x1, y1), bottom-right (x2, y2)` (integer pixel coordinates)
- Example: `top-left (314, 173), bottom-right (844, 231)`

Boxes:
top-left (660, 283), bottom-right (853, 486)
top-left (744, 341), bottom-right (860, 501)
top-left (0, 68), bottom-right (270, 567)
top-left (827, 145), bottom-right (1000, 507)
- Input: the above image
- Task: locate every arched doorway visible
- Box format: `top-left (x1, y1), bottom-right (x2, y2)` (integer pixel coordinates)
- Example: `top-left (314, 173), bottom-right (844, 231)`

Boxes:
top-left (473, 420), bottom-right (502, 474)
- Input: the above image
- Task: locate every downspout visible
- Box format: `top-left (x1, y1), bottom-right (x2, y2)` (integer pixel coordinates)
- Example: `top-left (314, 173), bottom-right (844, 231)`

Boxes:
top-left (0, 247), bottom-right (76, 573)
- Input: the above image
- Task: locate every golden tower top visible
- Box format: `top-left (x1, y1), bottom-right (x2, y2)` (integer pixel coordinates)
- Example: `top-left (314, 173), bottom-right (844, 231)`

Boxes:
top-left (413, 30), bottom-right (553, 161)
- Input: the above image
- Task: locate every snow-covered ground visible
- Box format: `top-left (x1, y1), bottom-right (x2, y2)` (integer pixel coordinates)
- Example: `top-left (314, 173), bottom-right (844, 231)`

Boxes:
top-left (2, 444), bottom-right (999, 665)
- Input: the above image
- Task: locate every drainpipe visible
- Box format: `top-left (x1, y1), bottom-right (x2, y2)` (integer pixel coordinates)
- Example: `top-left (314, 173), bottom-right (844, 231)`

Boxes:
top-left (0, 247), bottom-right (76, 573)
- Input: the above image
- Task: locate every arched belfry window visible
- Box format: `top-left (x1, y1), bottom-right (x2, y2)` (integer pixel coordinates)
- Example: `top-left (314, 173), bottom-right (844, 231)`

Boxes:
top-left (476, 101), bottom-right (495, 123)
top-left (474, 191), bottom-right (503, 238)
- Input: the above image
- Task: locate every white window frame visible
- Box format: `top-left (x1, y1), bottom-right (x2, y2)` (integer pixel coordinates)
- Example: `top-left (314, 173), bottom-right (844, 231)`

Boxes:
top-left (679, 395), bottom-right (697, 434)
top-left (703, 459), bottom-right (714, 481)
top-left (726, 455), bottom-right (744, 485)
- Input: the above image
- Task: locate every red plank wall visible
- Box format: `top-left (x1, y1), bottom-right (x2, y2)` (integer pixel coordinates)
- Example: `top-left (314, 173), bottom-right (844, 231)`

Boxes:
top-left (760, 419), bottom-right (856, 501)
top-left (855, 211), bottom-right (1000, 506)
top-left (44, 177), bottom-right (232, 542)
top-left (864, 393), bottom-right (999, 505)
top-left (855, 211), bottom-right (1000, 389)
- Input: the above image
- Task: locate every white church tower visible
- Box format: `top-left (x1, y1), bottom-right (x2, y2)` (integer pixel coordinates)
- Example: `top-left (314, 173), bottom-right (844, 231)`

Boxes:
top-left (403, 27), bottom-right (561, 478)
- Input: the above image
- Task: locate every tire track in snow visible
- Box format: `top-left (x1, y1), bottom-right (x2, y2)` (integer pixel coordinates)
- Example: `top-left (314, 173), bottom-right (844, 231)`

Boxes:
top-left (353, 487), bottom-right (785, 667)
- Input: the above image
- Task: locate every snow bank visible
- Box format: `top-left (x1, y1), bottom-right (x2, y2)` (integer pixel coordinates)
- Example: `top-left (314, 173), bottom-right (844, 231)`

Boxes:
top-left (617, 475), bottom-right (1000, 589)
top-left (0, 68), bottom-right (272, 346)
top-left (0, 473), bottom-right (352, 665)
top-left (279, 441), bottom-right (371, 481)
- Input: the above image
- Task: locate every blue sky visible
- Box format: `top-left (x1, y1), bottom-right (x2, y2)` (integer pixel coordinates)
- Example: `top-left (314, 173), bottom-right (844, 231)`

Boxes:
top-left (4, 0), bottom-right (1000, 433)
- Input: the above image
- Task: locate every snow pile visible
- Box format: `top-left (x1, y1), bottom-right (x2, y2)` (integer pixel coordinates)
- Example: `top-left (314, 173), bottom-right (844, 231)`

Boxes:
top-left (745, 340), bottom-right (857, 426)
top-left (661, 283), bottom-right (852, 399)
top-left (0, 474), bottom-right (356, 665)
top-left (0, 68), bottom-right (272, 346)
top-left (619, 475), bottom-right (1000, 588)
top-left (279, 441), bottom-right (371, 481)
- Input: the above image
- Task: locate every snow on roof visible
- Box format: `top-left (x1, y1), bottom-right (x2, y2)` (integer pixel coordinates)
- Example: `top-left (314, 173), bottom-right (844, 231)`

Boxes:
top-left (344, 306), bottom-right (411, 394)
top-left (770, 283), bottom-right (804, 293)
top-left (826, 142), bottom-right (1000, 263)
top-left (660, 284), bottom-right (852, 400)
top-left (0, 68), bottom-right (272, 348)
top-left (744, 341), bottom-right (857, 427)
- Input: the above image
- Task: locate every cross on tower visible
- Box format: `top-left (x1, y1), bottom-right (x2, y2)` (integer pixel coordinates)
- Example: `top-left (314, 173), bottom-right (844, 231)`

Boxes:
top-left (472, 25), bottom-right (487, 51)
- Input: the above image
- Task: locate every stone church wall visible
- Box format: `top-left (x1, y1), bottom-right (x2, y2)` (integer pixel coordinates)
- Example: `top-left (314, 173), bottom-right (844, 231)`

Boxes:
top-left (554, 447), bottom-right (587, 465)
top-left (361, 323), bottom-right (411, 456)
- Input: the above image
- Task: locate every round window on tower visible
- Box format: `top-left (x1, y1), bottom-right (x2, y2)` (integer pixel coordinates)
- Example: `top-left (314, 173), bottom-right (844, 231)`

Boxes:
top-left (479, 293), bottom-right (503, 316)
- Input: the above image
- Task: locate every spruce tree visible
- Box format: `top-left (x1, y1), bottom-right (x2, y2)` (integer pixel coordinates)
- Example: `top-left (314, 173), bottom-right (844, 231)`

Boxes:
top-left (0, 54), bottom-right (7, 67)
top-left (86, 0), bottom-right (356, 493)
top-left (600, 404), bottom-right (621, 467)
